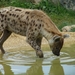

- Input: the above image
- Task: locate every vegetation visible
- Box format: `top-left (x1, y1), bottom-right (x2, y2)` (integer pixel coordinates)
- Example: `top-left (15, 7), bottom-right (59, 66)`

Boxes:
top-left (0, 0), bottom-right (75, 31)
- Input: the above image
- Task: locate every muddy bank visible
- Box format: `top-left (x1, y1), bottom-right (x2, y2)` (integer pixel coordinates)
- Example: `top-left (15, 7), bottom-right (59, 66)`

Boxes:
top-left (3, 32), bottom-right (75, 51)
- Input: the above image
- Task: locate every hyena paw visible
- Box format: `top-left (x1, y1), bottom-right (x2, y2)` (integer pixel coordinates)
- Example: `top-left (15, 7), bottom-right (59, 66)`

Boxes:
top-left (36, 50), bottom-right (43, 58)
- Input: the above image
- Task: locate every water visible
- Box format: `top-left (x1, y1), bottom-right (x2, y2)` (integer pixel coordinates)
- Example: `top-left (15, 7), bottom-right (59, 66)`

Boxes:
top-left (0, 44), bottom-right (75, 75)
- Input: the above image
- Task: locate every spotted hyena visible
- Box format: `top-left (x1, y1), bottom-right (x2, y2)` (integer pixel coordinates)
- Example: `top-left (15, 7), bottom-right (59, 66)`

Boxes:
top-left (0, 6), bottom-right (66, 58)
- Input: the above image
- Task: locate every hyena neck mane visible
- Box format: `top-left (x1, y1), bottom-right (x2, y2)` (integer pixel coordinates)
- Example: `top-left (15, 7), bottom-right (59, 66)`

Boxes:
top-left (40, 12), bottom-right (62, 40)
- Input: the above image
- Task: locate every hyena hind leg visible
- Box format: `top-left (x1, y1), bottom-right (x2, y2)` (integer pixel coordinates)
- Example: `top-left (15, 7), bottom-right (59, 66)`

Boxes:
top-left (0, 30), bottom-right (12, 53)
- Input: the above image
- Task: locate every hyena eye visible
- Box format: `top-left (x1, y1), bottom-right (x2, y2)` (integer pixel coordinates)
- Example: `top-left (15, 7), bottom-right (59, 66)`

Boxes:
top-left (55, 38), bottom-right (60, 42)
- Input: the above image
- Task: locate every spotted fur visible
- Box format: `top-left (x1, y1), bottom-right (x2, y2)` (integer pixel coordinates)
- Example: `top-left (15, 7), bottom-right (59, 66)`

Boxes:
top-left (0, 6), bottom-right (65, 58)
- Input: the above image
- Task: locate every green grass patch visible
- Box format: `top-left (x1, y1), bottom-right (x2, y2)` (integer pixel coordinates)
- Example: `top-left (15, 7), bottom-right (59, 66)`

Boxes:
top-left (0, 0), bottom-right (75, 31)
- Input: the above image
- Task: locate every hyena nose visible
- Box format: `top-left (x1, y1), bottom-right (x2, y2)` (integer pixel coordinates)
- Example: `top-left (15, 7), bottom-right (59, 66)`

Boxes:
top-left (52, 50), bottom-right (60, 56)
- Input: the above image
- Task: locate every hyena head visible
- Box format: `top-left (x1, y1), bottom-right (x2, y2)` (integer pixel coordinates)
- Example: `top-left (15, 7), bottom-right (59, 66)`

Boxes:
top-left (49, 35), bottom-right (64, 56)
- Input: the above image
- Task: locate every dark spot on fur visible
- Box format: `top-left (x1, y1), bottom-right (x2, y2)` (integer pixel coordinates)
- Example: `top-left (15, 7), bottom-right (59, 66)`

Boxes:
top-left (15, 28), bottom-right (19, 32)
top-left (20, 29), bottom-right (22, 32)
top-left (25, 12), bottom-right (30, 14)
top-left (1, 24), bottom-right (3, 27)
top-left (5, 15), bottom-right (7, 17)
top-left (30, 20), bottom-right (35, 25)
top-left (2, 27), bottom-right (5, 30)
top-left (20, 24), bottom-right (22, 27)
top-left (32, 37), bottom-right (34, 39)
top-left (6, 11), bottom-right (9, 13)
top-left (31, 32), bottom-right (34, 36)
top-left (30, 23), bottom-right (32, 26)
top-left (12, 14), bottom-right (16, 17)
top-left (7, 18), bottom-right (10, 21)
top-left (51, 31), bottom-right (55, 35)
top-left (39, 24), bottom-right (41, 26)
top-left (18, 17), bottom-right (20, 20)
top-left (1, 20), bottom-right (3, 22)
top-left (33, 20), bottom-right (35, 25)
top-left (28, 37), bottom-right (30, 40)
top-left (29, 27), bottom-right (31, 30)
top-left (37, 19), bottom-right (42, 22)
top-left (5, 17), bottom-right (6, 20)
top-left (15, 9), bottom-right (22, 11)
top-left (28, 33), bottom-right (30, 35)
top-left (40, 20), bottom-right (42, 22)
top-left (1, 14), bottom-right (4, 18)
top-left (20, 21), bottom-right (23, 23)
top-left (42, 24), bottom-right (44, 27)
top-left (12, 19), bottom-right (16, 24)
top-left (16, 15), bottom-right (19, 17)
top-left (20, 15), bottom-right (24, 18)
top-left (31, 29), bottom-right (33, 31)
top-left (26, 16), bottom-right (29, 21)
top-left (31, 20), bottom-right (33, 23)
top-left (31, 15), bottom-right (34, 18)
top-left (26, 23), bottom-right (28, 26)
top-left (38, 24), bottom-right (41, 29)
top-left (35, 28), bottom-right (37, 31)
top-left (37, 19), bottom-right (39, 21)
top-left (9, 13), bottom-right (11, 16)
top-left (23, 21), bottom-right (26, 24)
top-left (10, 9), bottom-right (12, 11)
top-left (10, 24), bottom-right (12, 26)
top-left (36, 24), bottom-right (38, 26)
top-left (24, 27), bottom-right (26, 29)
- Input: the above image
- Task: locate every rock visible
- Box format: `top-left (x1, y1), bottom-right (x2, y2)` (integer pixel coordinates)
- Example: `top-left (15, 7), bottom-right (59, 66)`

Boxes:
top-left (62, 25), bottom-right (75, 32)
top-left (52, 0), bottom-right (75, 10)
top-left (62, 26), bottom-right (72, 32)
top-left (59, 0), bottom-right (75, 10)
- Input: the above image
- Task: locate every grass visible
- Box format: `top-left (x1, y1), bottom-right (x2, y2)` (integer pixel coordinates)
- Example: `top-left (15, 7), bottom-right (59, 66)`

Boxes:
top-left (0, 0), bottom-right (75, 31)
top-left (50, 13), bottom-right (75, 31)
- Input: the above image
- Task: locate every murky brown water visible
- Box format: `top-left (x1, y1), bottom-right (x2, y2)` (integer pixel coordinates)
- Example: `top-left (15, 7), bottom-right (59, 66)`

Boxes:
top-left (0, 44), bottom-right (75, 75)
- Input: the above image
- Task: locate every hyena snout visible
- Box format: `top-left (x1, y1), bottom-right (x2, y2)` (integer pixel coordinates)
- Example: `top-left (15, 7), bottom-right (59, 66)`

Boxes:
top-left (52, 47), bottom-right (60, 56)
top-left (50, 35), bottom-right (64, 56)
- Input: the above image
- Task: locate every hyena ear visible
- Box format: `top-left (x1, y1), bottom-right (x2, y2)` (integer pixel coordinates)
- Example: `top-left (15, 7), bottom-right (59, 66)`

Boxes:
top-left (63, 34), bottom-right (70, 38)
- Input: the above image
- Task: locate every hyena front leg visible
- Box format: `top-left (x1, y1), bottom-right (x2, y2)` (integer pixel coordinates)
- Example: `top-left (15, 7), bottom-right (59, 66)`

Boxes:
top-left (0, 30), bottom-right (12, 53)
top-left (36, 37), bottom-right (43, 57)
top-left (26, 36), bottom-right (43, 58)
top-left (36, 37), bottom-right (42, 47)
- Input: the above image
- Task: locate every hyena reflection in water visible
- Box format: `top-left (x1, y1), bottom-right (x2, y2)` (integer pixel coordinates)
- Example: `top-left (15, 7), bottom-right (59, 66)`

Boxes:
top-left (0, 6), bottom-right (67, 58)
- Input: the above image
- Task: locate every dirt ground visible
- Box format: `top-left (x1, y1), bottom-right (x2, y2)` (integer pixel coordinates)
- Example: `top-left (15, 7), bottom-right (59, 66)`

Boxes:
top-left (2, 32), bottom-right (75, 50)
